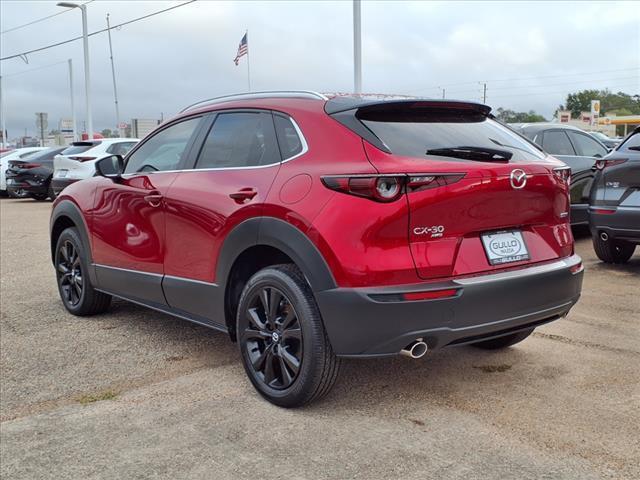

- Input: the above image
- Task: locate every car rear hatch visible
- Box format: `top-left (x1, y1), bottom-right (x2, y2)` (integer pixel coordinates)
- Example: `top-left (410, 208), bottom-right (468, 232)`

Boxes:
top-left (329, 98), bottom-right (574, 280)
top-left (54, 141), bottom-right (101, 177)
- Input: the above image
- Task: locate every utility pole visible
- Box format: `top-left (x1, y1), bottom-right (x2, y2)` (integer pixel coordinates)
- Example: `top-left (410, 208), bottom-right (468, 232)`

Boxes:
top-left (482, 82), bottom-right (487, 103)
top-left (0, 75), bottom-right (5, 148)
top-left (441, 87), bottom-right (445, 99)
top-left (353, 0), bottom-right (362, 93)
top-left (68, 59), bottom-right (77, 141)
top-left (57, 2), bottom-right (93, 139)
top-left (106, 14), bottom-right (121, 136)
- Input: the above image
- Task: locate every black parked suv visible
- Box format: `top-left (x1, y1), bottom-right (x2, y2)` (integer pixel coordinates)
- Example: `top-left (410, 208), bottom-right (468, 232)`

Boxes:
top-left (6, 147), bottom-right (67, 200)
top-left (510, 123), bottom-right (609, 225)
top-left (589, 127), bottom-right (640, 263)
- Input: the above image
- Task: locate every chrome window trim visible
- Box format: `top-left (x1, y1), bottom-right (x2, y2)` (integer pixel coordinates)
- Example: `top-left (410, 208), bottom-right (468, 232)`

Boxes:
top-left (121, 114), bottom-right (309, 176)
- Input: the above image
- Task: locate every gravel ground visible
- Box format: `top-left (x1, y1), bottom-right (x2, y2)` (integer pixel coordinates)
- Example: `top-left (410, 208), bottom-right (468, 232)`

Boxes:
top-left (1, 198), bottom-right (638, 480)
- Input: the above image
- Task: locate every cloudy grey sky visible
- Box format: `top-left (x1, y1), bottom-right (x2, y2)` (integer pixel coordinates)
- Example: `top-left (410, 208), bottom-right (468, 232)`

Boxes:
top-left (1, 0), bottom-right (639, 137)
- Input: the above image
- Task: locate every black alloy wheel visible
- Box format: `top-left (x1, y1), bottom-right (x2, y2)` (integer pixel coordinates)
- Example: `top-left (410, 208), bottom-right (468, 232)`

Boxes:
top-left (57, 239), bottom-right (84, 307)
top-left (237, 265), bottom-right (340, 407)
top-left (242, 286), bottom-right (303, 389)
top-left (54, 227), bottom-right (111, 315)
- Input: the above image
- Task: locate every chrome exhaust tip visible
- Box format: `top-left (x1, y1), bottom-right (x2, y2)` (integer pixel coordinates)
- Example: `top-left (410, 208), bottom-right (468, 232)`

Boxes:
top-left (400, 339), bottom-right (428, 359)
top-left (600, 231), bottom-right (609, 241)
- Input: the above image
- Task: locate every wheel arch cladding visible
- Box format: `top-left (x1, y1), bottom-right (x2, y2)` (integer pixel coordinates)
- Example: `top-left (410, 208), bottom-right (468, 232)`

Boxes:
top-left (218, 217), bottom-right (337, 340)
top-left (50, 200), bottom-right (92, 266)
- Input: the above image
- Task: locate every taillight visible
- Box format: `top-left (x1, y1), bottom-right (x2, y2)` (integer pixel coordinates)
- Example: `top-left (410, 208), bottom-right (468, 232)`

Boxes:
top-left (321, 174), bottom-right (465, 202)
top-left (321, 175), bottom-right (405, 202)
top-left (553, 166), bottom-right (571, 186)
top-left (594, 158), bottom-right (627, 171)
top-left (19, 163), bottom-right (41, 169)
top-left (69, 156), bottom-right (96, 162)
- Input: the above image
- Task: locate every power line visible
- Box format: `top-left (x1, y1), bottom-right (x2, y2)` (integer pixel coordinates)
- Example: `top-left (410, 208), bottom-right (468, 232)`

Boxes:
top-left (0, 1), bottom-right (94, 35)
top-left (2, 60), bottom-right (68, 78)
top-left (408, 67), bottom-right (640, 94)
top-left (0, 0), bottom-right (197, 62)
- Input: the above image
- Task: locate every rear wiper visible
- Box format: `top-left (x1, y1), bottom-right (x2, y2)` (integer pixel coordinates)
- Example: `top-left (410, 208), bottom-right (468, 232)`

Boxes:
top-left (425, 146), bottom-right (513, 162)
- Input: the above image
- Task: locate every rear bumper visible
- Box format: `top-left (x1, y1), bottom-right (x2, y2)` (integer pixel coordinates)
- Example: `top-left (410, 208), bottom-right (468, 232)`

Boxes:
top-left (5, 175), bottom-right (48, 195)
top-left (589, 207), bottom-right (640, 243)
top-left (316, 255), bottom-right (583, 357)
top-left (51, 178), bottom-right (80, 195)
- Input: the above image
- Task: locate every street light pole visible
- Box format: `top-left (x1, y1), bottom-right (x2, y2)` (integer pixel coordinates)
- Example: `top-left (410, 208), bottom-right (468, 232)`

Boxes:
top-left (106, 13), bottom-right (121, 136)
top-left (68, 59), bottom-right (77, 141)
top-left (57, 2), bottom-right (93, 140)
top-left (353, 0), bottom-right (362, 94)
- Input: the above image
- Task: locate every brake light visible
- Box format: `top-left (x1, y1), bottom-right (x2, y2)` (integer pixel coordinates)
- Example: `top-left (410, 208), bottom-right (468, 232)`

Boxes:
top-left (19, 163), bottom-right (41, 169)
top-left (321, 175), bottom-right (405, 202)
top-left (595, 158), bottom-right (627, 170)
top-left (553, 166), bottom-right (571, 186)
top-left (321, 174), bottom-right (465, 202)
top-left (591, 208), bottom-right (616, 215)
top-left (69, 156), bottom-right (96, 162)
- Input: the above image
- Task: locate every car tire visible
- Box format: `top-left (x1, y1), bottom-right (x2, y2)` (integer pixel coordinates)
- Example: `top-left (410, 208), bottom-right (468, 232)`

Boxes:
top-left (47, 183), bottom-right (57, 201)
top-left (236, 264), bottom-right (340, 408)
top-left (55, 227), bottom-right (111, 316)
top-left (592, 235), bottom-right (635, 264)
top-left (32, 193), bottom-right (48, 201)
top-left (471, 328), bottom-right (534, 350)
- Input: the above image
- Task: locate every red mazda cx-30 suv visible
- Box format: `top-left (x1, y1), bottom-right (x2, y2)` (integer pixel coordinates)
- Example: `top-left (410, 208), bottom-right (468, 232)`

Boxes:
top-left (50, 92), bottom-right (583, 407)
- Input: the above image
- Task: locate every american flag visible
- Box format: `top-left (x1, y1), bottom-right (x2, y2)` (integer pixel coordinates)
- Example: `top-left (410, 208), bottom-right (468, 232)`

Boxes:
top-left (234, 33), bottom-right (248, 65)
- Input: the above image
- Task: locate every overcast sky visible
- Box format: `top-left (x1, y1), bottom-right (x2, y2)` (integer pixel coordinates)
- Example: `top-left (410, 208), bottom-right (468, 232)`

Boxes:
top-left (1, 0), bottom-right (639, 137)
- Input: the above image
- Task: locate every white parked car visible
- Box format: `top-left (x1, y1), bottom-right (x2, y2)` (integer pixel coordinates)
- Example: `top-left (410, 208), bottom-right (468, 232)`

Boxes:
top-left (52, 138), bottom-right (138, 195)
top-left (1, 147), bottom-right (49, 195)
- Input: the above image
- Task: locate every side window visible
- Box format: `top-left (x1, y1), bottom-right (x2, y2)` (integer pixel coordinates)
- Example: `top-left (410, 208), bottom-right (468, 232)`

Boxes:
top-left (124, 118), bottom-right (200, 174)
top-left (568, 132), bottom-right (608, 158)
top-left (195, 112), bottom-right (279, 169)
top-left (274, 114), bottom-right (304, 159)
top-left (619, 132), bottom-right (640, 151)
top-left (107, 142), bottom-right (137, 156)
top-left (542, 130), bottom-right (575, 156)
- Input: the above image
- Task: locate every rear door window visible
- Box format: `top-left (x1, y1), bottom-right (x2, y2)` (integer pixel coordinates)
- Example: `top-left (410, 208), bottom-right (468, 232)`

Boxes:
top-left (567, 131), bottom-right (608, 158)
top-left (195, 112), bottom-right (280, 169)
top-left (541, 130), bottom-right (575, 156)
top-left (360, 112), bottom-right (545, 162)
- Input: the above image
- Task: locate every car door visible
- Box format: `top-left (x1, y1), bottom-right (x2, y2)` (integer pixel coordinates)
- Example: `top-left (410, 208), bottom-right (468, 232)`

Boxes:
top-left (565, 130), bottom-right (609, 223)
top-left (91, 116), bottom-right (204, 305)
top-left (539, 129), bottom-right (594, 224)
top-left (162, 110), bottom-right (283, 323)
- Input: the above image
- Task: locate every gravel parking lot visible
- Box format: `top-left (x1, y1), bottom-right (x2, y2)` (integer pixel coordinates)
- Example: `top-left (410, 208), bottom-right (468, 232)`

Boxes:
top-left (1, 198), bottom-right (638, 480)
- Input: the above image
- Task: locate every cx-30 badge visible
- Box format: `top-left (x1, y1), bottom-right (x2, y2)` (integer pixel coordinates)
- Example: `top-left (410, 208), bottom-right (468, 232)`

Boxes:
top-left (510, 169), bottom-right (527, 190)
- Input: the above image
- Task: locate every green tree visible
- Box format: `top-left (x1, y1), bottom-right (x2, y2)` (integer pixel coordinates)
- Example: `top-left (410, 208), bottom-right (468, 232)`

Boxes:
top-left (495, 108), bottom-right (547, 123)
top-left (100, 128), bottom-right (113, 138)
top-left (561, 90), bottom-right (640, 117)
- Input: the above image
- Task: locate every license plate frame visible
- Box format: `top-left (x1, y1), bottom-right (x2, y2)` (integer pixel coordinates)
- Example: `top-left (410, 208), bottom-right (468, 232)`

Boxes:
top-left (56, 170), bottom-right (68, 178)
top-left (481, 230), bottom-right (530, 266)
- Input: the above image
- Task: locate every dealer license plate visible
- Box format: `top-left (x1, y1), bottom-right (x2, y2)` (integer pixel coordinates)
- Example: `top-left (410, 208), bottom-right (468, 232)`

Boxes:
top-left (481, 230), bottom-right (530, 265)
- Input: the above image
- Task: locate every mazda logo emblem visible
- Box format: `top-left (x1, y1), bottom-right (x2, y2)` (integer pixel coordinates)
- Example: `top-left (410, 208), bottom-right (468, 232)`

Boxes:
top-left (510, 169), bottom-right (527, 189)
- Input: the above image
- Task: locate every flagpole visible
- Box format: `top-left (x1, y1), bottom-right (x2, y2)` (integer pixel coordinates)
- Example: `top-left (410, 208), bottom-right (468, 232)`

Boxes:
top-left (246, 29), bottom-right (251, 92)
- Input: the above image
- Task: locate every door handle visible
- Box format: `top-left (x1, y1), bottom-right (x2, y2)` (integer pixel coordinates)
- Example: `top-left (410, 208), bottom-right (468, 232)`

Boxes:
top-left (144, 193), bottom-right (163, 207)
top-left (229, 188), bottom-right (258, 203)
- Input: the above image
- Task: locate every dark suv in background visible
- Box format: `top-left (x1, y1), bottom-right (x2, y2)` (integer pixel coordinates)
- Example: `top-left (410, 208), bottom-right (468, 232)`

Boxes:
top-left (510, 123), bottom-right (609, 225)
top-left (589, 126), bottom-right (640, 263)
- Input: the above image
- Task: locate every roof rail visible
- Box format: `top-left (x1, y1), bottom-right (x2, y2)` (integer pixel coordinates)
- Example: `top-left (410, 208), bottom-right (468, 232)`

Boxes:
top-left (180, 90), bottom-right (328, 113)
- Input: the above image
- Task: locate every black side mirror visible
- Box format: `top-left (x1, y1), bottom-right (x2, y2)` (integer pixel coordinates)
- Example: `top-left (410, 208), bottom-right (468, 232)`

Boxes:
top-left (96, 155), bottom-right (124, 180)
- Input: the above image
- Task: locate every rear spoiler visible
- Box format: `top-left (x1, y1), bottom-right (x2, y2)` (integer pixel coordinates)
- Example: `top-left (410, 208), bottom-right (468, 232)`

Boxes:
top-left (324, 97), bottom-right (492, 153)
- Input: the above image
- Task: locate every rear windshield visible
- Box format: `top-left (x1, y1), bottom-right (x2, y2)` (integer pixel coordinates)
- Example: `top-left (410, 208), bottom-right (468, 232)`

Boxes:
top-left (360, 112), bottom-right (545, 162)
top-left (618, 132), bottom-right (640, 151)
top-left (61, 141), bottom-right (101, 156)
